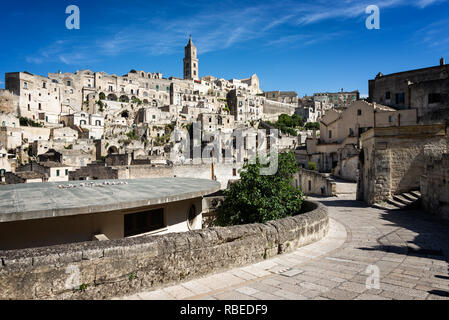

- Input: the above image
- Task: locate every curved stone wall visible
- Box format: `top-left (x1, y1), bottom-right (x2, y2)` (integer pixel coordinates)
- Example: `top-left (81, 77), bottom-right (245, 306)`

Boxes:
top-left (0, 200), bottom-right (328, 300)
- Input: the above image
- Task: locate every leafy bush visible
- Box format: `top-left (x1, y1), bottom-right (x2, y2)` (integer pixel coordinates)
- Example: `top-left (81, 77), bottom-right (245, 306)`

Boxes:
top-left (215, 152), bottom-right (304, 226)
top-left (307, 162), bottom-right (318, 171)
top-left (99, 93), bottom-right (106, 100)
top-left (268, 114), bottom-right (304, 136)
top-left (96, 100), bottom-right (104, 112)
top-left (126, 130), bottom-right (139, 141)
top-left (305, 122), bottom-right (320, 130)
top-left (19, 117), bottom-right (43, 127)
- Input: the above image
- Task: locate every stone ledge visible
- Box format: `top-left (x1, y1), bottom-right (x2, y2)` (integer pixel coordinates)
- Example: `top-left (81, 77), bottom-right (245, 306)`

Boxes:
top-left (0, 200), bottom-right (328, 300)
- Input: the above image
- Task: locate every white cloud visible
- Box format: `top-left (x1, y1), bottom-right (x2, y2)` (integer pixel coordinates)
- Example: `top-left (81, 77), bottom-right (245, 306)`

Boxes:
top-left (25, 0), bottom-right (447, 65)
top-left (413, 18), bottom-right (449, 50)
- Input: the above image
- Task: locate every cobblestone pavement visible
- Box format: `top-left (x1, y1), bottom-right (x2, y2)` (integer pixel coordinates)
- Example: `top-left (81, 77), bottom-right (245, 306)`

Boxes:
top-left (120, 191), bottom-right (449, 301)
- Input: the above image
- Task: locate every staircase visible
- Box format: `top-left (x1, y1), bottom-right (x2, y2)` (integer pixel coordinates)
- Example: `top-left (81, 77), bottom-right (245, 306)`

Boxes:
top-left (374, 191), bottom-right (421, 211)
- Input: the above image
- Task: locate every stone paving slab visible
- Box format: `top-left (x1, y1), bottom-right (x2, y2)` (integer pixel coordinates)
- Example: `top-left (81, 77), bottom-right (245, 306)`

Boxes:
top-left (119, 191), bottom-right (449, 301)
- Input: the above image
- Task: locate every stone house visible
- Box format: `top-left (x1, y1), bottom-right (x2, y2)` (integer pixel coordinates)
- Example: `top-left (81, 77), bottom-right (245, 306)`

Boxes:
top-left (4, 171), bottom-right (46, 184)
top-left (369, 58), bottom-right (449, 117)
top-left (264, 91), bottom-right (298, 104)
top-left (16, 162), bottom-right (74, 182)
top-left (304, 100), bottom-right (418, 180)
top-left (357, 124), bottom-right (449, 205)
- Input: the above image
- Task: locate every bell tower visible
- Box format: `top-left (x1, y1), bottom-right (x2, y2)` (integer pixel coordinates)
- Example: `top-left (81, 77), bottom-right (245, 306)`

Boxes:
top-left (183, 35), bottom-right (199, 80)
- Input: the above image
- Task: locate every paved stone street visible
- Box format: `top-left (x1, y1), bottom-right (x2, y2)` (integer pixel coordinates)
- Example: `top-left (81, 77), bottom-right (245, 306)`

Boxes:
top-left (120, 184), bottom-right (449, 301)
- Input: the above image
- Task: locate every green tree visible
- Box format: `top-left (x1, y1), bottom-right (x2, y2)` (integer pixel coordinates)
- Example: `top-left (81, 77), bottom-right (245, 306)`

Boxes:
top-left (215, 152), bottom-right (304, 226)
top-left (305, 122), bottom-right (320, 130)
top-left (99, 92), bottom-right (106, 100)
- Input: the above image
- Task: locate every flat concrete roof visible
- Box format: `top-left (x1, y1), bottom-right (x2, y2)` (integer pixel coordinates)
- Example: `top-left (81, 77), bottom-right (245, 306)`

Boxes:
top-left (0, 178), bottom-right (221, 223)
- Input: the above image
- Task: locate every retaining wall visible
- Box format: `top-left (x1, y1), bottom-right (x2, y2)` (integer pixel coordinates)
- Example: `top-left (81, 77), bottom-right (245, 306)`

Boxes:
top-left (0, 201), bottom-right (328, 300)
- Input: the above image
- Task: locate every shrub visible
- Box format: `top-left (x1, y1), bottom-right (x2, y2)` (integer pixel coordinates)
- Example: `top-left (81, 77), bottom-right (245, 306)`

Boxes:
top-left (215, 152), bottom-right (304, 226)
top-left (305, 122), bottom-right (320, 130)
top-left (308, 162), bottom-right (318, 171)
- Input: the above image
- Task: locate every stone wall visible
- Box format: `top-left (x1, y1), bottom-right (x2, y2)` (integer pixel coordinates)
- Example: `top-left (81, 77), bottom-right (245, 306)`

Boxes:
top-left (421, 154), bottom-right (449, 220)
top-left (69, 162), bottom-right (119, 181)
top-left (358, 124), bottom-right (449, 204)
top-left (0, 201), bottom-right (328, 300)
top-left (294, 169), bottom-right (336, 197)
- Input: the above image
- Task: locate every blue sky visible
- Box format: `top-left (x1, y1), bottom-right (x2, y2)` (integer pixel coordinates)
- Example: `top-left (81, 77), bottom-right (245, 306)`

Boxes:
top-left (1, 0), bottom-right (448, 96)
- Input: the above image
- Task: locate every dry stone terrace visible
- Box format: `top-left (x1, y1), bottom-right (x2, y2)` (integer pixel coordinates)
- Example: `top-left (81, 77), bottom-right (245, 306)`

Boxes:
top-left (120, 182), bottom-right (449, 300)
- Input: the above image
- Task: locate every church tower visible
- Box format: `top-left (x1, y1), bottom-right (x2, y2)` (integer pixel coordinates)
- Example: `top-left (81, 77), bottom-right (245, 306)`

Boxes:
top-left (183, 35), bottom-right (199, 80)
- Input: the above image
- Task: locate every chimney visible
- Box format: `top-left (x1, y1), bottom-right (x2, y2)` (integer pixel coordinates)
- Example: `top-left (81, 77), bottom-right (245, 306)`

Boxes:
top-left (440, 57), bottom-right (445, 66)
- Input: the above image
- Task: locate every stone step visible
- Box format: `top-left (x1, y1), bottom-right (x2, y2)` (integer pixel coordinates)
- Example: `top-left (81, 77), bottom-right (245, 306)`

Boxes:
top-left (401, 193), bottom-right (419, 202)
top-left (386, 198), bottom-right (407, 209)
top-left (372, 202), bottom-right (400, 211)
top-left (393, 195), bottom-right (414, 205)
top-left (409, 190), bottom-right (421, 198)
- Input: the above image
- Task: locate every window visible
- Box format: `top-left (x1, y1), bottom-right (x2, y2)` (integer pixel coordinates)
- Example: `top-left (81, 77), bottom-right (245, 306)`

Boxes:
top-left (56, 170), bottom-right (60, 177)
top-left (357, 109), bottom-right (362, 116)
top-left (39, 103), bottom-right (42, 110)
top-left (124, 208), bottom-right (165, 237)
top-left (65, 169), bottom-right (69, 176)
top-left (349, 128), bottom-right (354, 136)
top-left (188, 205), bottom-right (198, 229)
top-left (329, 130), bottom-right (332, 139)
top-left (67, 81), bottom-right (71, 86)
top-left (156, 85), bottom-right (159, 92)
top-left (24, 82), bottom-right (28, 89)
top-left (386, 91), bottom-right (391, 100)
top-left (43, 82), bottom-right (46, 89)
top-left (308, 180), bottom-right (312, 191)
top-left (395, 93), bottom-right (405, 104)
top-left (428, 93), bottom-right (441, 104)
top-left (233, 168), bottom-right (237, 176)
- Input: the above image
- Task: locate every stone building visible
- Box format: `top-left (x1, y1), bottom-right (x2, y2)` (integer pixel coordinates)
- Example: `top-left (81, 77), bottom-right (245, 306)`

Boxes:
top-left (421, 153), bottom-right (449, 220)
top-left (16, 161), bottom-right (74, 182)
top-left (183, 36), bottom-right (199, 81)
top-left (264, 91), bottom-right (298, 104)
top-left (369, 58), bottom-right (449, 117)
top-left (60, 112), bottom-right (105, 139)
top-left (69, 161), bottom-right (119, 181)
top-left (357, 124), bottom-right (449, 205)
top-left (4, 171), bottom-right (46, 184)
top-left (303, 100), bottom-right (418, 181)
top-left (0, 89), bottom-right (19, 114)
top-left (314, 90), bottom-right (360, 109)
top-left (226, 89), bottom-right (264, 122)
top-left (296, 96), bottom-right (323, 122)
